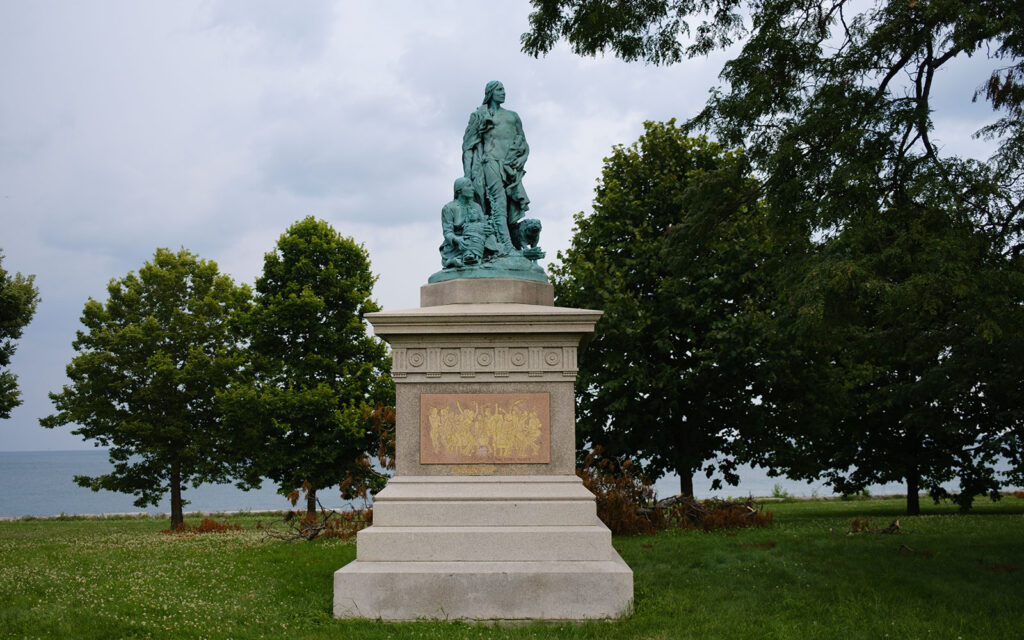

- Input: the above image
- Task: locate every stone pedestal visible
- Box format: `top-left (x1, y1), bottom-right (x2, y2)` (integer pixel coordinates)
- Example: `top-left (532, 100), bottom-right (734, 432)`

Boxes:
top-left (333, 279), bottom-right (633, 621)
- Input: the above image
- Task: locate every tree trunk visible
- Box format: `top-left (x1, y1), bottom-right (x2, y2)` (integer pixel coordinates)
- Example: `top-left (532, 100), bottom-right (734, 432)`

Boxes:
top-left (679, 472), bottom-right (694, 497)
top-left (170, 463), bottom-right (184, 530)
top-left (306, 487), bottom-right (318, 517)
top-left (906, 468), bottom-right (920, 516)
top-left (674, 423), bottom-right (696, 497)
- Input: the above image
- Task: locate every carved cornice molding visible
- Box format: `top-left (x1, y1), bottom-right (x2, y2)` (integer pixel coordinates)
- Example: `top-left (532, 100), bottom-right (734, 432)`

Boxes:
top-left (392, 345), bottom-right (578, 379)
top-left (367, 304), bottom-right (602, 337)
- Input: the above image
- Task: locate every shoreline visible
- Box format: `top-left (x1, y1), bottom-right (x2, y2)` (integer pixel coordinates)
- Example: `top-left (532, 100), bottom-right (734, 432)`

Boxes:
top-left (0, 508), bottom-right (298, 522)
top-left (0, 494), bottom-right (918, 522)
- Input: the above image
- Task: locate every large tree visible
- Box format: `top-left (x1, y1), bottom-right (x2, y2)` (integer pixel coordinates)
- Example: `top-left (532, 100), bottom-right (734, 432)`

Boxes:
top-left (40, 248), bottom-right (251, 528)
top-left (524, 0), bottom-right (1024, 512)
top-left (762, 163), bottom-right (1024, 513)
top-left (551, 122), bottom-right (786, 496)
top-left (222, 217), bottom-right (391, 516)
top-left (0, 252), bottom-right (40, 419)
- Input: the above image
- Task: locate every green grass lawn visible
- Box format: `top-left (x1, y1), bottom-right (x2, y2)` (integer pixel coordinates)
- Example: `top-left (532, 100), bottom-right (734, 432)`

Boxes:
top-left (1, 497), bottom-right (1022, 639)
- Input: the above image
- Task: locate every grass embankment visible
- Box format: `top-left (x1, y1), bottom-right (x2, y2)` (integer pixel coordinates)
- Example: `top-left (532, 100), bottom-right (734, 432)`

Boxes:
top-left (1, 497), bottom-right (1022, 639)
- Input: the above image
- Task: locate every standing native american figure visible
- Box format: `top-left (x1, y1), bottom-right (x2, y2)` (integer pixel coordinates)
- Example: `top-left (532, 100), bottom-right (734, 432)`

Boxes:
top-left (462, 80), bottom-right (530, 255)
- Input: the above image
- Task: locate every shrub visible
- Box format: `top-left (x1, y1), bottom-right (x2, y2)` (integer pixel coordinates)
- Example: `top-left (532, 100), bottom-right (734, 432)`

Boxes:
top-left (319, 508), bottom-right (372, 540)
top-left (164, 518), bottom-right (241, 535)
top-left (771, 483), bottom-right (792, 499)
top-left (578, 447), bottom-right (664, 535)
top-left (577, 447), bottom-right (773, 535)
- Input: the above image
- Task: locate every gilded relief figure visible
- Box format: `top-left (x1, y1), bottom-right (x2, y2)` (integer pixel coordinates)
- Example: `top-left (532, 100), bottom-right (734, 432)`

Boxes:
top-left (426, 399), bottom-right (543, 461)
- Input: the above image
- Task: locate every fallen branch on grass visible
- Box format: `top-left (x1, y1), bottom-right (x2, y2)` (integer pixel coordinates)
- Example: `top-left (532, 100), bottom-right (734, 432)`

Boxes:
top-left (651, 495), bottom-right (773, 532)
top-left (260, 498), bottom-right (372, 542)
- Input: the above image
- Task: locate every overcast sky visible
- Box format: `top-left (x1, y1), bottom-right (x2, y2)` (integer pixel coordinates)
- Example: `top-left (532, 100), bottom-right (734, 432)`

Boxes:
top-left (0, 1), bottom-right (1002, 451)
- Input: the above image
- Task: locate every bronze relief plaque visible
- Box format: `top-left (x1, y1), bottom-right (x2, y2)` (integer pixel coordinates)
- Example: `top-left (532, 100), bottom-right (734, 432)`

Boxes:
top-left (420, 393), bottom-right (551, 464)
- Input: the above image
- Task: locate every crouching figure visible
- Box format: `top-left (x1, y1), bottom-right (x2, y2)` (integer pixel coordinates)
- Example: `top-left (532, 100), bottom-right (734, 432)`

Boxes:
top-left (440, 177), bottom-right (491, 268)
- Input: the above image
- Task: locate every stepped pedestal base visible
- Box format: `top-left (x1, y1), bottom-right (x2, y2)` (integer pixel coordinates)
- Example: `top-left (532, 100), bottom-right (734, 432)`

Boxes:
top-left (332, 476), bottom-right (633, 621)
top-left (334, 558), bottom-right (632, 621)
top-left (339, 300), bottom-right (632, 621)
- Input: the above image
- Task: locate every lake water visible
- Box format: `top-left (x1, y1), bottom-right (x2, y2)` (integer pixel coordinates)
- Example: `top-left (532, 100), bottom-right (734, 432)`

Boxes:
top-left (0, 450), bottom-right (359, 518)
top-left (652, 467), bottom-right (932, 501)
top-left (0, 450), bottom-right (1014, 518)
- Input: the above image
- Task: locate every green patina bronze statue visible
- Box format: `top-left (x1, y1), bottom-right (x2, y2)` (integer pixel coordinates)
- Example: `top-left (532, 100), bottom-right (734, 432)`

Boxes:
top-left (440, 177), bottom-right (489, 268)
top-left (463, 80), bottom-right (530, 254)
top-left (430, 81), bottom-right (546, 283)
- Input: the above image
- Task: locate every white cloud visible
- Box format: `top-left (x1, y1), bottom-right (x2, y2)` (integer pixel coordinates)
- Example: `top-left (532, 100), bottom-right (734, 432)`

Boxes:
top-left (0, 1), bottom-right (998, 450)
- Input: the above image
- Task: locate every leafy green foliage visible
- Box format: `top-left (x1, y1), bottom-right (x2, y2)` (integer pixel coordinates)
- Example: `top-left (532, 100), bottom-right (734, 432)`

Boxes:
top-left (40, 248), bottom-right (251, 527)
top-left (0, 252), bottom-right (40, 419)
top-left (782, 176), bottom-right (1024, 514)
top-left (526, 0), bottom-right (1024, 513)
top-left (552, 122), bottom-right (783, 495)
top-left (524, 1), bottom-right (1023, 245)
top-left (222, 217), bottom-right (392, 514)
top-left (522, 0), bottom-right (746, 65)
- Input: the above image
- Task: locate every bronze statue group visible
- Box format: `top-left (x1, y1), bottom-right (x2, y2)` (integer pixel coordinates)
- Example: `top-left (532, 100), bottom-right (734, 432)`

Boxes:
top-left (439, 81), bottom-right (544, 271)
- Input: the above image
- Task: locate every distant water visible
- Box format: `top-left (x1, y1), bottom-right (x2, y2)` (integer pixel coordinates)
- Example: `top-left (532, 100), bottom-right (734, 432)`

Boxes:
top-left (0, 450), bottom-right (360, 518)
top-left (1, 450), bottom-right (1017, 518)
top-left (652, 467), bottom-right (920, 501)
top-left (651, 464), bottom-right (1020, 500)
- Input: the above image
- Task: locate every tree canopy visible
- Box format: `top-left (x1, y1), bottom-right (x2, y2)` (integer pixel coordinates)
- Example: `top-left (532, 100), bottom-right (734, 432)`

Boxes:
top-left (222, 217), bottom-right (392, 515)
top-left (551, 122), bottom-right (786, 495)
top-left (763, 167), bottom-right (1024, 513)
top-left (40, 248), bottom-right (251, 527)
top-left (524, 0), bottom-right (1023, 245)
top-left (525, 0), bottom-right (1024, 512)
top-left (0, 252), bottom-right (40, 419)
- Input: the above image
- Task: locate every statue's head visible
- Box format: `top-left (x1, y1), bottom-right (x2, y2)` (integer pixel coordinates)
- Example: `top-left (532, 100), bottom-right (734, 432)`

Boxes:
top-left (482, 81), bottom-right (505, 106)
top-left (453, 176), bottom-right (474, 199)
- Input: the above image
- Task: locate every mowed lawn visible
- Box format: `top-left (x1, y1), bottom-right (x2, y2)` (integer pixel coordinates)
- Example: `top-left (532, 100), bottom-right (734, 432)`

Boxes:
top-left (1, 497), bottom-right (1022, 639)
